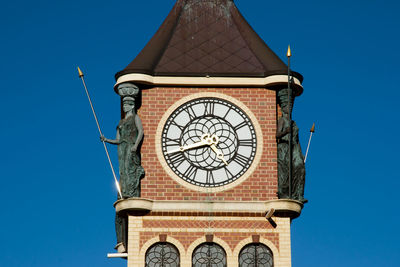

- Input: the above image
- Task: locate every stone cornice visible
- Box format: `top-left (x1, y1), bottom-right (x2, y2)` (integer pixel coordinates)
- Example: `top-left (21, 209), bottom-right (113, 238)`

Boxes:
top-left (114, 198), bottom-right (303, 218)
top-left (114, 74), bottom-right (303, 91)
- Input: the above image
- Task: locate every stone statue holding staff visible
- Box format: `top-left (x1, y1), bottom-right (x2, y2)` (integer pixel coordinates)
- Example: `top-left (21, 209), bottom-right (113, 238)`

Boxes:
top-left (100, 82), bottom-right (145, 251)
top-left (276, 88), bottom-right (306, 203)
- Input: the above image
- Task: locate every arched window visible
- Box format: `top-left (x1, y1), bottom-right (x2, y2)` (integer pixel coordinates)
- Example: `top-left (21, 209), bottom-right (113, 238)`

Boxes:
top-left (145, 242), bottom-right (180, 267)
top-left (239, 243), bottom-right (273, 267)
top-left (192, 242), bottom-right (226, 267)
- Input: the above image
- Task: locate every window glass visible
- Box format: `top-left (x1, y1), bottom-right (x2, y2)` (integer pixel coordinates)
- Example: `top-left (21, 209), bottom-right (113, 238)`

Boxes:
top-left (192, 242), bottom-right (226, 267)
top-left (146, 242), bottom-right (180, 267)
top-left (239, 243), bottom-right (273, 267)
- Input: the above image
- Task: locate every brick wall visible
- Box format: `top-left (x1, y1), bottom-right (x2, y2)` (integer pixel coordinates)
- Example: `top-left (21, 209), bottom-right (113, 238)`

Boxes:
top-left (138, 87), bottom-right (277, 201)
top-left (128, 215), bottom-right (291, 267)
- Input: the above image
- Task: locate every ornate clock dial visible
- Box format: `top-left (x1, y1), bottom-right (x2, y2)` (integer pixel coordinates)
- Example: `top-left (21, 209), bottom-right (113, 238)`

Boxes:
top-left (161, 97), bottom-right (257, 188)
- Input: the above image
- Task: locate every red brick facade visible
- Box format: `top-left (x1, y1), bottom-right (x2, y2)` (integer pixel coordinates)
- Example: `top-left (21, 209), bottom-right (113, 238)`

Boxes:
top-left (121, 86), bottom-right (294, 266)
top-left (139, 231), bottom-right (279, 252)
top-left (138, 87), bottom-right (278, 201)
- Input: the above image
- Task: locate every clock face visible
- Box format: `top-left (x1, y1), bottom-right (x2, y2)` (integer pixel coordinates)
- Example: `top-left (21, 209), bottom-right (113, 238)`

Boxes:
top-left (161, 97), bottom-right (257, 188)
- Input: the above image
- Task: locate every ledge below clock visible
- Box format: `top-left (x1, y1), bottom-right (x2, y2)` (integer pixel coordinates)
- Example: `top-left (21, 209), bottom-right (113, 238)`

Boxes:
top-left (114, 198), bottom-right (303, 219)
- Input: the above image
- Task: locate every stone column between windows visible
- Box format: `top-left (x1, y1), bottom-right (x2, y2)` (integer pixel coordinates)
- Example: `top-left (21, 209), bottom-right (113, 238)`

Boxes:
top-left (128, 216), bottom-right (142, 267)
top-left (276, 217), bottom-right (292, 267)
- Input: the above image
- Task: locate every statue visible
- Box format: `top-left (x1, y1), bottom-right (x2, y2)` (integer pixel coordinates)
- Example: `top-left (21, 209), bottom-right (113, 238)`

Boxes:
top-left (101, 82), bottom-right (145, 252)
top-left (276, 88), bottom-right (306, 203)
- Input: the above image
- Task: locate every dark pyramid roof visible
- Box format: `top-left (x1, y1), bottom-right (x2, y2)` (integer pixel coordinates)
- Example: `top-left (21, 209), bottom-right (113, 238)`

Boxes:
top-left (115, 0), bottom-right (303, 84)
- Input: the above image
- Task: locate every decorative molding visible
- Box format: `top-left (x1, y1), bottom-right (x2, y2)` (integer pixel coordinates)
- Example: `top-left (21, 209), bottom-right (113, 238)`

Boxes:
top-left (115, 198), bottom-right (303, 218)
top-left (265, 199), bottom-right (303, 219)
top-left (115, 198), bottom-right (153, 212)
top-left (115, 74), bottom-right (303, 90)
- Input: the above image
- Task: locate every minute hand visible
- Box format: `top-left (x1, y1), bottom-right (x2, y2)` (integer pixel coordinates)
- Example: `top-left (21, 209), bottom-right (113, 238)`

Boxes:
top-left (182, 139), bottom-right (209, 151)
top-left (166, 138), bottom-right (209, 154)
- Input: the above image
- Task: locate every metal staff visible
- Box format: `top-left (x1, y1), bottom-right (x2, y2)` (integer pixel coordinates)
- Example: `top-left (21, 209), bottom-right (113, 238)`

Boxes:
top-left (304, 123), bottom-right (315, 163)
top-left (287, 45), bottom-right (293, 199)
top-left (77, 67), bottom-right (123, 199)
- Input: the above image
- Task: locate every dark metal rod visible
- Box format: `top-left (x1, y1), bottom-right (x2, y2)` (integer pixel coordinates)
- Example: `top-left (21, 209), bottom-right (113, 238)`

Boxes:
top-left (77, 67), bottom-right (123, 199)
top-left (304, 123), bottom-right (315, 163)
top-left (287, 47), bottom-right (293, 199)
top-left (304, 132), bottom-right (313, 163)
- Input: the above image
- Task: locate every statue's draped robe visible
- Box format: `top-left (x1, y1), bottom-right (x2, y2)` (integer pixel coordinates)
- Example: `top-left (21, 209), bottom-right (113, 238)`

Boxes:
top-left (277, 116), bottom-right (306, 201)
top-left (116, 115), bottom-right (145, 245)
top-left (117, 115), bottom-right (145, 198)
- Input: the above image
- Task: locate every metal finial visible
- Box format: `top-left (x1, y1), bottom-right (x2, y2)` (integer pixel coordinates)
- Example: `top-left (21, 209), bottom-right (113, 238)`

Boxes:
top-left (310, 123), bottom-right (315, 133)
top-left (287, 45), bottom-right (292, 58)
top-left (77, 66), bottom-right (84, 78)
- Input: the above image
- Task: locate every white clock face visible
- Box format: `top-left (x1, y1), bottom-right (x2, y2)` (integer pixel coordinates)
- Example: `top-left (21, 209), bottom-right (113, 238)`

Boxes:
top-left (160, 97), bottom-right (257, 188)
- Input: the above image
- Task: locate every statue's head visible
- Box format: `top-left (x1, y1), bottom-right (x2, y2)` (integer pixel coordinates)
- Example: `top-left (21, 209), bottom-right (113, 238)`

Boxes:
top-left (277, 88), bottom-right (293, 114)
top-left (118, 83), bottom-right (139, 114)
top-left (122, 96), bottom-right (135, 113)
top-left (117, 83), bottom-right (139, 98)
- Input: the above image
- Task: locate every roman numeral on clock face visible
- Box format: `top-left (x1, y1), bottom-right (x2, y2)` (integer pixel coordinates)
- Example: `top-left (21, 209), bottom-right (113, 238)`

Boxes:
top-left (233, 120), bottom-right (248, 131)
top-left (233, 153), bottom-right (250, 168)
top-left (164, 137), bottom-right (180, 146)
top-left (223, 167), bottom-right (234, 180)
top-left (206, 170), bottom-right (215, 184)
top-left (170, 120), bottom-right (184, 131)
top-left (238, 139), bottom-right (254, 147)
top-left (203, 101), bottom-right (215, 115)
top-left (168, 152), bottom-right (185, 166)
top-left (183, 105), bottom-right (197, 120)
top-left (183, 165), bottom-right (198, 182)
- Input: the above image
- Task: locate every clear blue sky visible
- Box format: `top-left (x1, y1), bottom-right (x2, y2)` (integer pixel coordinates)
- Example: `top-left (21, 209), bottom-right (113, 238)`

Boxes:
top-left (0, 0), bottom-right (399, 266)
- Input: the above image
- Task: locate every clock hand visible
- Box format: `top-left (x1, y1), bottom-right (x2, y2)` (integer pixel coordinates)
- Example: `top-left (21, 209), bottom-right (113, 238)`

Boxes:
top-left (209, 134), bottom-right (228, 165)
top-left (166, 134), bottom-right (211, 154)
top-left (210, 144), bottom-right (228, 165)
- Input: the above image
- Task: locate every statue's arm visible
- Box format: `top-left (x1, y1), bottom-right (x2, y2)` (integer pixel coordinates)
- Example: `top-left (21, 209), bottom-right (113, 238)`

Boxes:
top-left (100, 130), bottom-right (121, 145)
top-left (276, 118), bottom-right (290, 139)
top-left (132, 115), bottom-right (144, 152)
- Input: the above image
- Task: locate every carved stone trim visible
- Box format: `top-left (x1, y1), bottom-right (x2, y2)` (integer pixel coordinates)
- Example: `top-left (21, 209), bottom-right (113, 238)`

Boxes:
top-left (114, 74), bottom-right (303, 90)
top-left (265, 199), bottom-right (303, 219)
top-left (159, 234), bottom-right (167, 242)
top-left (252, 235), bottom-right (260, 243)
top-left (114, 198), bottom-right (153, 212)
top-left (205, 234), bottom-right (214, 242)
top-left (114, 198), bottom-right (303, 218)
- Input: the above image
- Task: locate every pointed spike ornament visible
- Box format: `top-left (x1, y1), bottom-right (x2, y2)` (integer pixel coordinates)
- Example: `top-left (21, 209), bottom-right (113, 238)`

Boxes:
top-left (287, 45), bottom-right (292, 58)
top-left (77, 67), bottom-right (123, 199)
top-left (304, 123), bottom-right (316, 164)
top-left (310, 123), bottom-right (315, 133)
top-left (77, 66), bottom-right (84, 78)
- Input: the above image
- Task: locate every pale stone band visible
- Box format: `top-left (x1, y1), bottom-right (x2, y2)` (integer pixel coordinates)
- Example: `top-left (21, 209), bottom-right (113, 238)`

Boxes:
top-left (115, 74), bottom-right (303, 90)
top-left (115, 198), bottom-right (303, 218)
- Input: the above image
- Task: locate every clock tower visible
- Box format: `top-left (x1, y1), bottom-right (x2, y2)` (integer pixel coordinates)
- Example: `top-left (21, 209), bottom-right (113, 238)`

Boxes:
top-left (110, 0), bottom-right (306, 266)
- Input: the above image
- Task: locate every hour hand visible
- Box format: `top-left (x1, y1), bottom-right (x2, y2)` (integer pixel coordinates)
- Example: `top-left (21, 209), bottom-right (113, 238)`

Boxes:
top-left (210, 144), bottom-right (228, 165)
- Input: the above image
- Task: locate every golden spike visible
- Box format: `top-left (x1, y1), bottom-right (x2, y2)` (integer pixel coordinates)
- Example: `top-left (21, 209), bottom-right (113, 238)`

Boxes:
top-left (287, 45), bottom-right (292, 58)
top-left (77, 66), bottom-right (84, 78)
top-left (310, 123), bottom-right (315, 133)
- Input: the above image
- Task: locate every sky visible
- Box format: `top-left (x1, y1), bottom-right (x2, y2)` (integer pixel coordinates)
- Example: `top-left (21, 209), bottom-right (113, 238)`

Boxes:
top-left (0, 0), bottom-right (399, 266)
